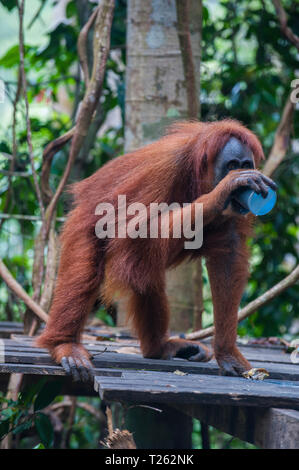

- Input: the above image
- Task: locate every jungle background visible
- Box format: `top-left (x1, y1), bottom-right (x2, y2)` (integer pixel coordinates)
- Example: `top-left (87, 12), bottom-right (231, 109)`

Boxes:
top-left (0, 0), bottom-right (298, 449)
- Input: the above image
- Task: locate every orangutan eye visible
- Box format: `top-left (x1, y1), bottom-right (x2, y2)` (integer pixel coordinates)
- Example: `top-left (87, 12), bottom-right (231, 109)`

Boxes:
top-left (227, 160), bottom-right (239, 171)
top-left (242, 160), bottom-right (253, 169)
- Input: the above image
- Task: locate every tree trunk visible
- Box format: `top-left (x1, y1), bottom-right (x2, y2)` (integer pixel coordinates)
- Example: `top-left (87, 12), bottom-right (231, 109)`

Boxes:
top-left (118, 0), bottom-right (202, 449)
top-left (119, 0), bottom-right (202, 333)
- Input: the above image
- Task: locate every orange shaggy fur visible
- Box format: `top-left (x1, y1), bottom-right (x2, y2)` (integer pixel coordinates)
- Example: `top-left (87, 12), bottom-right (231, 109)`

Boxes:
top-left (37, 120), bottom-right (264, 369)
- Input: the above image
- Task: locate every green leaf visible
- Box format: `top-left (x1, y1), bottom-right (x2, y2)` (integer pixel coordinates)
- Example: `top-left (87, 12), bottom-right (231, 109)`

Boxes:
top-left (34, 413), bottom-right (54, 448)
top-left (12, 419), bottom-right (33, 435)
top-left (33, 443), bottom-right (46, 449)
top-left (19, 378), bottom-right (47, 407)
top-left (0, 419), bottom-right (10, 439)
top-left (1, 407), bottom-right (15, 419)
top-left (203, 5), bottom-right (209, 23)
top-left (34, 381), bottom-right (61, 412)
top-left (0, 45), bottom-right (20, 68)
top-left (0, 0), bottom-right (18, 11)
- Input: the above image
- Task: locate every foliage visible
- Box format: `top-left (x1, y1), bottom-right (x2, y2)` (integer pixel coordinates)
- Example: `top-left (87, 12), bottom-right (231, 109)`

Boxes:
top-left (0, 0), bottom-right (126, 325)
top-left (0, 378), bottom-right (61, 448)
top-left (200, 0), bottom-right (299, 336)
top-left (66, 397), bottom-right (103, 449)
top-left (241, 155), bottom-right (299, 337)
top-left (192, 419), bottom-right (257, 449)
top-left (0, 0), bottom-right (298, 450)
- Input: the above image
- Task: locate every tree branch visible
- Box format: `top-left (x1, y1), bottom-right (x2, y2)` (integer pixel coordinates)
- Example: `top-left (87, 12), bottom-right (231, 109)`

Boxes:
top-left (18, 0), bottom-right (45, 218)
top-left (44, 0), bottom-right (115, 237)
top-left (176, 0), bottom-right (203, 332)
top-left (0, 213), bottom-right (65, 222)
top-left (263, 92), bottom-right (295, 177)
top-left (77, 4), bottom-right (100, 87)
top-left (41, 127), bottom-right (76, 204)
top-left (184, 264), bottom-right (299, 341)
top-left (175, 0), bottom-right (200, 119)
top-left (0, 170), bottom-right (31, 177)
top-left (39, 217), bottom-right (60, 313)
top-left (27, 0), bottom-right (47, 30)
top-left (49, 399), bottom-right (105, 422)
top-left (0, 259), bottom-right (48, 323)
top-left (273, 0), bottom-right (299, 52)
top-left (7, 1), bottom-right (115, 332)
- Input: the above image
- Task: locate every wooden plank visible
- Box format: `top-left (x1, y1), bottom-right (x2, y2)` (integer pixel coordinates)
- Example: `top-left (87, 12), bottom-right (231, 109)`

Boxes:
top-left (9, 334), bottom-right (42, 343)
top-left (1, 359), bottom-right (298, 383)
top-left (0, 322), bottom-right (290, 354)
top-left (4, 337), bottom-right (293, 364)
top-left (238, 347), bottom-right (294, 364)
top-left (0, 362), bottom-right (122, 377)
top-left (174, 404), bottom-right (299, 449)
top-left (3, 345), bottom-right (48, 353)
top-left (94, 369), bottom-right (299, 409)
top-left (4, 340), bottom-right (291, 368)
top-left (1, 349), bottom-right (299, 381)
top-left (91, 353), bottom-right (299, 381)
top-left (7, 336), bottom-right (139, 349)
top-left (255, 408), bottom-right (299, 448)
top-left (235, 341), bottom-right (285, 350)
top-left (92, 351), bottom-right (298, 375)
top-left (97, 369), bottom-right (299, 391)
top-left (97, 383), bottom-right (299, 409)
top-left (0, 363), bottom-right (66, 376)
top-left (9, 328), bottom-right (133, 342)
top-left (0, 322), bottom-right (23, 327)
top-left (3, 344), bottom-right (129, 354)
top-left (202, 337), bottom-right (285, 351)
top-left (0, 325), bottom-right (24, 338)
top-left (4, 351), bottom-right (55, 365)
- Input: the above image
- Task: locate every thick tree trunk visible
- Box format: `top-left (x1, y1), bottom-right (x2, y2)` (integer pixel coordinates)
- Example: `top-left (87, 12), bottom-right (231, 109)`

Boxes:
top-left (119, 0), bottom-right (202, 333)
top-left (119, 0), bottom-right (202, 449)
top-left (125, 0), bottom-right (200, 149)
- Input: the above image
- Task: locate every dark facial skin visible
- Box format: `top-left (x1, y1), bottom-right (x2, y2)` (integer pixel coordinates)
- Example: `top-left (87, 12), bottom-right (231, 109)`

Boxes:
top-left (214, 137), bottom-right (254, 186)
top-left (213, 137), bottom-right (276, 215)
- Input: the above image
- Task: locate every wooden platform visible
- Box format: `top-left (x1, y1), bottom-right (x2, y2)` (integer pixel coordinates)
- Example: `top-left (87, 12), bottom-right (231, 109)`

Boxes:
top-left (0, 326), bottom-right (299, 448)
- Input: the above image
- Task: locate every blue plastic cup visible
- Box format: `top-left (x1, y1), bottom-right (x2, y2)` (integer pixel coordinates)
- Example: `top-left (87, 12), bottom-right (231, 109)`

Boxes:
top-left (234, 186), bottom-right (277, 216)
